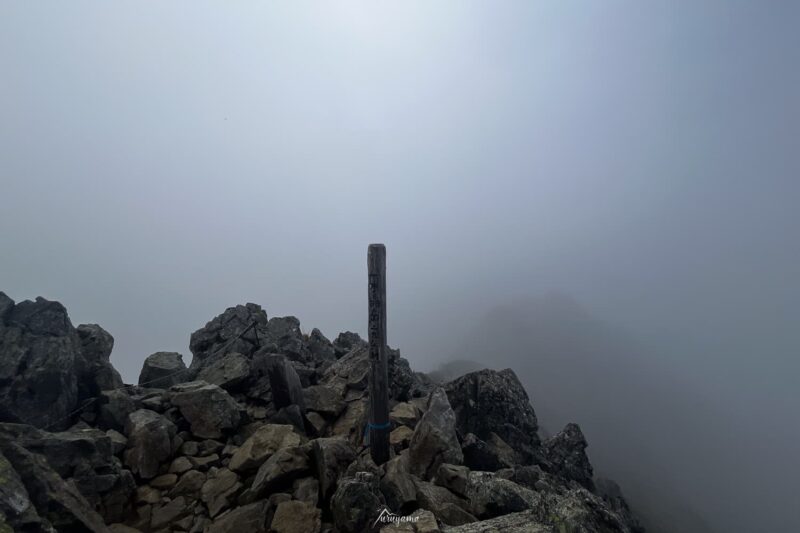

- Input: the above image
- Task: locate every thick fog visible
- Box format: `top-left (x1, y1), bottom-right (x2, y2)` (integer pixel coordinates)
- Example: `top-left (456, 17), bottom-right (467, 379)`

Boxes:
top-left (1, 3), bottom-right (798, 532)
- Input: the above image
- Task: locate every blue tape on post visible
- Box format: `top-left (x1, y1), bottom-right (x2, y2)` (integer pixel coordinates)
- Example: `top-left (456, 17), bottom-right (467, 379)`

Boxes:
top-left (363, 421), bottom-right (392, 445)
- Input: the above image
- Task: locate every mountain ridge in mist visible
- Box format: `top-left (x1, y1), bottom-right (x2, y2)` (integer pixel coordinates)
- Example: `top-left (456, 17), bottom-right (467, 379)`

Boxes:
top-left (440, 292), bottom-right (743, 533)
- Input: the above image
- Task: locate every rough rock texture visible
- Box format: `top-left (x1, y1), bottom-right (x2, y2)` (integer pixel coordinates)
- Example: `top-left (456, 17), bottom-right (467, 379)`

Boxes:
top-left (408, 388), bottom-right (463, 479)
top-left (331, 474), bottom-right (384, 533)
top-left (170, 381), bottom-right (242, 439)
top-left (0, 295), bottom-right (644, 533)
top-left (541, 422), bottom-right (594, 490)
top-left (266, 354), bottom-right (306, 410)
top-left (445, 369), bottom-right (540, 462)
top-left (196, 352), bottom-right (251, 391)
top-left (124, 409), bottom-right (177, 480)
top-left (0, 295), bottom-right (88, 429)
top-left (138, 352), bottom-right (187, 387)
top-left (76, 324), bottom-right (124, 395)
top-left (229, 424), bottom-right (304, 472)
top-left (271, 499), bottom-right (322, 533)
top-left (312, 437), bottom-right (357, 504)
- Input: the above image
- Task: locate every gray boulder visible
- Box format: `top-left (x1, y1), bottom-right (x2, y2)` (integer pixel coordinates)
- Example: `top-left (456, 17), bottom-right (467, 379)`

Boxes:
top-left (170, 381), bottom-right (242, 439)
top-left (206, 501), bottom-right (268, 533)
top-left (251, 446), bottom-right (310, 496)
top-left (98, 389), bottom-right (137, 432)
top-left (0, 440), bottom-right (111, 532)
top-left (465, 471), bottom-right (539, 520)
top-left (76, 324), bottom-right (123, 395)
top-left (462, 432), bottom-right (518, 472)
top-left (271, 500), bottom-right (322, 533)
top-left (0, 448), bottom-right (46, 532)
top-left (541, 422), bottom-right (594, 490)
top-left (308, 328), bottom-right (336, 361)
top-left (311, 437), bottom-right (357, 504)
top-left (0, 422), bottom-right (135, 522)
top-left (124, 409), bottom-right (177, 479)
top-left (0, 296), bottom-right (81, 429)
top-left (445, 369), bottom-right (540, 463)
top-left (266, 354), bottom-right (306, 410)
top-left (189, 303), bottom-right (269, 371)
top-left (408, 388), bottom-right (463, 479)
top-left (138, 352), bottom-right (188, 388)
top-left (303, 384), bottom-right (345, 417)
top-left (332, 331), bottom-right (366, 359)
top-left (380, 454), bottom-right (417, 514)
top-left (196, 352), bottom-right (251, 391)
top-left (229, 424), bottom-right (304, 472)
top-left (331, 474), bottom-right (384, 533)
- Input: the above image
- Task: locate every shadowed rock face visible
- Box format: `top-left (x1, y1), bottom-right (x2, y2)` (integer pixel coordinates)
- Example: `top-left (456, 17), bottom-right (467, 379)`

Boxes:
top-left (445, 368), bottom-right (540, 463)
top-left (0, 294), bottom-right (645, 533)
top-left (0, 293), bottom-right (122, 430)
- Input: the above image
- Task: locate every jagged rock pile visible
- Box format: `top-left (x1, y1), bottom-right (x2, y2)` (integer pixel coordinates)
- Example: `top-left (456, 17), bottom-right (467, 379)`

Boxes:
top-left (0, 292), bottom-right (643, 533)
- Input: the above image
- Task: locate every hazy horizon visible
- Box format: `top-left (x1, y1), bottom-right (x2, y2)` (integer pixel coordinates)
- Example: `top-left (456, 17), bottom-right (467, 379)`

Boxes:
top-left (2, 2), bottom-right (798, 531)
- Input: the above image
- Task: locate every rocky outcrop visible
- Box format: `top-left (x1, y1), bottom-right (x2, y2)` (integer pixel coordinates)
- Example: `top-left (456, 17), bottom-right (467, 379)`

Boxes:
top-left (0, 294), bottom-right (116, 430)
top-left (170, 381), bottom-right (242, 439)
top-left (541, 422), bottom-right (594, 490)
top-left (445, 369), bottom-right (540, 463)
top-left (138, 351), bottom-right (187, 387)
top-left (409, 388), bottom-right (463, 479)
top-left (0, 294), bottom-right (644, 533)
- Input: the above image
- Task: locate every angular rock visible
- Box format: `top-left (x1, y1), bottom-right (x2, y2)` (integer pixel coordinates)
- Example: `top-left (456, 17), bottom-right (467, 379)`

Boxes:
top-left (251, 446), bottom-right (309, 496)
top-left (408, 388), bottom-right (463, 479)
top-left (541, 422), bottom-right (594, 490)
top-left (170, 381), bottom-right (241, 439)
top-left (0, 422), bottom-right (134, 521)
top-left (440, 510), bottom-right (551, 533)
top-left (308, 328), bottom-right (336, 361)
top-left (76, 323), bottom-right (123, 395)
top-left (124, 409), bottom-right (177, 479)
top-left (0, 440), bottom-right (110, 532)
top-left (462, 432), bottom-right (518, 472)
top-left (271, 500), bottom-right (322, 533)
top-left (303, 384), bottom-right (345, 417)
top-left (0, 296), bottom-right (82, 429)
top-left (207, 500), bottom-right (268, 533)
top-left (331, 475), bottom-right (384, 533)
top-left (149, 473), bottom-right (177, 489)
top-left (332, 331), bottom-right (366, 359)
top-left (445, 369), bottom-right (539, 462)
top-left (229, 424), bottom-right (304, 472)
top-left (190, 303), bottom-right (269, 370)
top-left (266, 354), bottom-right (306, 410)
top-left (380, 454), bottom-right (417, 514)
top-left (201, 467), bottom-right (241, 517)
top-left (196, 352), bottom-right (251, 391)
top-left (98, 389), bottom-right (136, 432)
top-left (465, 471), bottom-right (539, 519)
top-left (170, 469), bottom-right (206, 498)
top-left (414, 479), bottom-right (469, 518)
top-left (0, 449), bottom-right (44, 532)
top-left (434, 463), bottom-right (470, 498)
top-left (312, 437), bottom-right (357, 504)
top-left (150, 496), bottom-right (189, 530)
top-left (293, 477), bottom-right (319, 506)
top-left (271, 404), bottom-right (307, 435)
top-left (390, 425), bottom-right (414, 452)
top-left (390, 402), bottom-right (419, 428)
top-left (138, 352), bottom-right (188, 388)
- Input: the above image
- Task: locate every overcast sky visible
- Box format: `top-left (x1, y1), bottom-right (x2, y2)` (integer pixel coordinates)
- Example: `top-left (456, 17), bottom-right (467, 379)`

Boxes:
top-left (1, 3), bottom-right (798, 531)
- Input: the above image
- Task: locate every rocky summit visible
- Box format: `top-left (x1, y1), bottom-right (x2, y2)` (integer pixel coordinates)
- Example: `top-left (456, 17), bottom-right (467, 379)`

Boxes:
top-left (0, 292), bottom-right (644, 533)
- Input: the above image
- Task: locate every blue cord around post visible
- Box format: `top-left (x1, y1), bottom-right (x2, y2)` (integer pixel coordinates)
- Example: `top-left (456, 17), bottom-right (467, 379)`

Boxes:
top-left (363, 421), bottom-right (392, 445)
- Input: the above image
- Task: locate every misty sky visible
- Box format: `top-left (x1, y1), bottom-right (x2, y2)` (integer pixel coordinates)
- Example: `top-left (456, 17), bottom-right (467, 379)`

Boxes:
top-left (1, 3), bottom-right (798, 532)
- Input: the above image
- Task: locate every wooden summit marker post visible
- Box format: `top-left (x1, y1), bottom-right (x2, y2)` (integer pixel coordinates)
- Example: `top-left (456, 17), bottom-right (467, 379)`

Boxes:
top-left (367, 243), bottom-right (390, 464)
